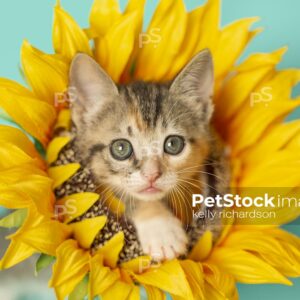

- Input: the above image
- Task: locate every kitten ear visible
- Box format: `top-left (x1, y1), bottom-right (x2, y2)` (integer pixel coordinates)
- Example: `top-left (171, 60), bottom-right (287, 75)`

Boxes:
top-left (69, 53), bottom-right (119, 126)
top-left (170, 49), bottom-right (214, 122)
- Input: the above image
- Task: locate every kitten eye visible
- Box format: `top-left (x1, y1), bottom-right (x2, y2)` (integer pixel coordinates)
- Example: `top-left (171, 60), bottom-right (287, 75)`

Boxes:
top-left (110, 139), bottom-right (133, 160)
top-left (164, 135), bottom-right (185, 155)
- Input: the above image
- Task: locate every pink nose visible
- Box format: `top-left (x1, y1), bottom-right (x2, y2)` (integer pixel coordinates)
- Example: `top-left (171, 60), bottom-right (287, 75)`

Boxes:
top-left (142, 171), bottom-right (161, 183)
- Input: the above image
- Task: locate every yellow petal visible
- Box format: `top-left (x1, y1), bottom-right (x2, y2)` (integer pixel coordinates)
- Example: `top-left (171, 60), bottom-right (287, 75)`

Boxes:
top-left (0, 240), bottom-right (36, 270)
top-left (240, 151), bottom-right (300, 187)
top-left (215, 214), bottom-right (235, 246)
top-left (127, 285), bottom-right (140, 300)
top-left (243, 120), bottom-right (300, 164)
top-left (0, 142), bottom-right (39, 170)
top-left (0, 189), bottom-right (32, 210)
top-left (188, 231), bottom-right (213, 262)
top-left (8, 204), bottom-right (44, 233)
top-left (49, 240), bottom-right (90, 300)
top-left (54, 108), bottom-right (71, 131)
top-left (14, 219), bottom-right (71, 256)
top-left (195, 0), bottom-right (220, 54)
top-left (180, 260), bottom-right (205, 300)
top-left (215, 66), bottom-right (272, 128)
top-left (46, 136), bottom-right (71, 164)
top-left (165, 6), bottom-right (205, 81)
top-left (223, 229), bottom-right (288, 257)
top-left (119, 268), bottom-right (134, 284)
top-left (265, 228), bottom-right (300, 276)
top-left (214, 49), bottom-right (285, 130)
top-left (259, 246), bottom-right (300, 278)
top-left (15, 174), bottom-right (54, 216)
top-left (223, 229), bottom-right (300, 277)
top-left (89, 0), bottom-right (121, 36)
top-left (235, 47), bottom-right (287, 72)
top-left (0, 169), bottom-right (54, 216)
top-left (17, 173), bottom-right (54, 216)
top-left (95, 232), bottom-right (124, 268)
top-left (0, 77), bottom-right (35, 97)
top-left (134, 0), bottom-right (187, 81)
top-left (286, 131), bottom-right (300, 149)
top-left (70, 216), bottom-right (107, 249)
top-left (95, 11), bottom-right (138, 82)
top-left (101, 280), bottom-right (133, 300)
top-left (0, 89), bottom-right (56, 146)
top-left (0, 165), bottom-right (46, 185)
top-left (267, 228), bottom-right (300, 249)
top-left (21, 40), bottom-right (68, 104)
top-left (229, 99), bottom-right (300, 154)
top-left (53, 5), bottom-right (92, 61)
top-left (125, 0), bottom-right (145, 13)
top-left (207, 247), bottom-right (292, 285)
top-left (214, 17), bottom-right (260, 79)
top-left (56, 192), bottom-right (100, 223)
top-left (132, 260), bottom-right (193, 299)
top-left (121, 255), bottom-right (152, 274)
top-left (259, 69), bottom-right (300, 103)
top-left (120, 0), bottom-right (146, 83)
top-left (8, 205), bottom-right (71, 255)
top-left (222, 68), bottom-right (300, 136)
top-left (89, 253), bottom-right (119, 298)
top-left (203, 282), bottom-right (225, 300)
top-left (143, 285), bottom-right (166, 300)
top-left (203, 263), bottom-right (238, 300)
top-left (0, 125), bottom-right (42, 163)
top-left (48, 163), bottom-right (81, 189)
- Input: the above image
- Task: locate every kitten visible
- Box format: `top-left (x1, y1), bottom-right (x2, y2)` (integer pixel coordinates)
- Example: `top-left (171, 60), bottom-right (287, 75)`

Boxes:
top-left (69, 49), bottom-right (229, 261)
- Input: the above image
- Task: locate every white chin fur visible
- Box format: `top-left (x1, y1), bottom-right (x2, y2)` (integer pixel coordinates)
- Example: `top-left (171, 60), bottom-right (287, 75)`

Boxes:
top-left (131, 191), bottom-right (166, 202)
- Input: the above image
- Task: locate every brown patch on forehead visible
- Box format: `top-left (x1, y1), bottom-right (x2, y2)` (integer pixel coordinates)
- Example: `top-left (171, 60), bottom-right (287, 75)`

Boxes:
top-left (128, 105), bottom-right (147, 133)
top-left (119, 82), bottom-right (167, 130)
top-left (134, 110), bottom-right (147, 132)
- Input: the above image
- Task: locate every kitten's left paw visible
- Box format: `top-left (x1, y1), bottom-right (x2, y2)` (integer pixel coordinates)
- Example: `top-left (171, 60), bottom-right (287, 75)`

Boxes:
top-left (135, 216), bottom-right (188, 262)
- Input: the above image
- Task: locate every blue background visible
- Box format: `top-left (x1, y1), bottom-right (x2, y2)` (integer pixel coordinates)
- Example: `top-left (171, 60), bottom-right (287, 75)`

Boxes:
top-left (0, 0), bottom-right (299, 299)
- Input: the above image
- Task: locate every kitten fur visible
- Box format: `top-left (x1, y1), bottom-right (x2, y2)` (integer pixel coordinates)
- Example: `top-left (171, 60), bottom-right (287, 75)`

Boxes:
top-left (69, 49), bottom-right (230, 261)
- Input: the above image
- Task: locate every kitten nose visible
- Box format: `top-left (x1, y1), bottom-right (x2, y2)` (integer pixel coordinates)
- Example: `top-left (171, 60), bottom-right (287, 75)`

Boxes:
top-left (141, 157), bottom-right (162, 184)
top-left (143, 171), bottom-right (161, 183)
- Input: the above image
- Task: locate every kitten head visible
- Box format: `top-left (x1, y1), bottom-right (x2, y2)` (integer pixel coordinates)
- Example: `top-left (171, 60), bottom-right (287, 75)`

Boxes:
top-left (69, 49), bottom-right (214, 203)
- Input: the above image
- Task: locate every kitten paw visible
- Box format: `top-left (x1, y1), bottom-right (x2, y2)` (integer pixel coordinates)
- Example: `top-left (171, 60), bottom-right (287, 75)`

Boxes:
top-left (135, 216), bottom-right (188, 262)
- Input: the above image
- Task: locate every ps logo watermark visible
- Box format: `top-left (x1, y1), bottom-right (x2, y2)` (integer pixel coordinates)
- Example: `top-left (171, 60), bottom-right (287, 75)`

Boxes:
top-left (54, 199), bottom-right (77, 219)
top-left (139, 28), bottom-right (161, 48)
top-left (250, 86), bottom-right (272, 107)
top-left (141, 141), bottom-right (160, 158)
top-left (54, 86), bottom-right (78, 107)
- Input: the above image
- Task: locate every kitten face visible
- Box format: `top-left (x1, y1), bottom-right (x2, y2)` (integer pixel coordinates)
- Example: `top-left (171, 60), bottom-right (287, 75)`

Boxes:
top-left (70, 50), bottom-right (214, 203)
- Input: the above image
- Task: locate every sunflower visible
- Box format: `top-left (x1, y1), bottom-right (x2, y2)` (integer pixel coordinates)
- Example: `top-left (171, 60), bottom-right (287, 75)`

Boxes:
top-left (1, 0), bottom-right (300, 299)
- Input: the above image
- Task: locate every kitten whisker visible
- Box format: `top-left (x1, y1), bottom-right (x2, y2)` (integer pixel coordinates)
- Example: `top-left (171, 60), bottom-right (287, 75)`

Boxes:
top-left (176, 178), bottom-right (201, 190)
top-left (167, 189), bottom-right (177, 218)
top-left (172, 184), bottom-right (191, 229)
top-left (176, 169), bottom-right (226, 184)
top-left (176, 177), bottom-right (221, 195)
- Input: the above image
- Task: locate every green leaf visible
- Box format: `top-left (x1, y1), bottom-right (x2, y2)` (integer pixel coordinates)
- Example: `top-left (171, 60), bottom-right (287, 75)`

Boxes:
top-left (0, 209), bottom-right (27, 228)
top-left (69, 275), bottom-right (89, 300)
top-left (35, 253), bottom-right (56, 275)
